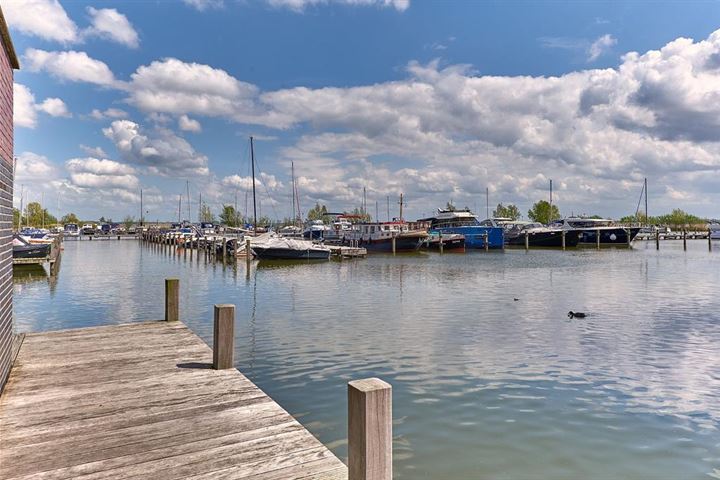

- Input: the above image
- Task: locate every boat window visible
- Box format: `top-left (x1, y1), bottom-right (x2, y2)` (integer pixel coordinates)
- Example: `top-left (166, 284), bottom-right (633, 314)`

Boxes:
top-left (370, 226), bottom-right (375, 233)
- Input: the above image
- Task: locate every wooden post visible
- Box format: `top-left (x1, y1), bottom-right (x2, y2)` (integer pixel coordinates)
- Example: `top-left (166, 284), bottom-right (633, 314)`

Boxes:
top-left (438, 232), bottom-right (443, 254)
top-left (484, 233), bottom-right (489, 252)
top-left (709, 229), bottom-right (713, 252)
top-left (246, 238), bottom-right (252, 267)
top-left (222, 238), bottom-right (227, 259)
top-left (391, 235), bottom-right (396, 255)
top-left (348, 378), bottom-right (392, 480)
top-left (626, 228), bottom-right (631, 248)
top-left (524, 231), bottom-right (529, 250)
top-left (561, 230), bottom-right (566, 251)
top-left (656, 229), bottom-right (660, 250)
top-left (596, 228), bottom-right (601, 250)
top-left (683, 229), bottom-right (687, 251)
top-left (213, 304), bottom-right (235, 370)
top-left (165, 278), bottom-right (179, 322)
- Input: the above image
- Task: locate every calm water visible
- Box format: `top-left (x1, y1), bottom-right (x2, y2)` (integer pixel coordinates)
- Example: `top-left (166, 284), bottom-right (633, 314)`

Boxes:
top-left (13, 239), bottom-right (720, 479)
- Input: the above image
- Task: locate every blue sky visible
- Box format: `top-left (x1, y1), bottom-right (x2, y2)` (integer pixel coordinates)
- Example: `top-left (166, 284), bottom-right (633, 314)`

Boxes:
top-left (7, 0), bottom-right (720, 221)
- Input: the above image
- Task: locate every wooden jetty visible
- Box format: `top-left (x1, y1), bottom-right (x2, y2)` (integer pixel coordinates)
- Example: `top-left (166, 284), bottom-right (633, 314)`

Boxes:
top-left (12, 236), bottom-right (62, 276)
top-left (0, 280), bottom-right (393, 480)
top-left (327, 246), bottom-right (367, 258)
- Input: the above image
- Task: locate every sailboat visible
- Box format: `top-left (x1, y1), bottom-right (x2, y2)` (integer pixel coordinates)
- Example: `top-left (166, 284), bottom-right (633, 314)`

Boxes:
top-left (246, 138), bottom-right (330, 260)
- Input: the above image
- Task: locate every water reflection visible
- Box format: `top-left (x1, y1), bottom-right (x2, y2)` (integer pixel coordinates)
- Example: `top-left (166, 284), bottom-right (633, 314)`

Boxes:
top-left (13, 239), bottom-right (720, 479)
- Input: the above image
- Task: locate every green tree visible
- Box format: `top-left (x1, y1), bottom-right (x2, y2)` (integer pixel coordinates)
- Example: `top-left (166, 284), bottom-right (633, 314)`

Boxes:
top-left (13, 208), bottom-right (24, 229)
top-left (199, 203), bottom-right (216, 223)
top-left (219, 205), bottom-right (241, 227)
top-left (122, 215), bottom-right (135, 230)
top-left (493, 203), bottom-right (521, 220)
top-left (61, 213), bottom-right (80, 225)
top-left (657, 209), bottom-right (704, 227)
top-left (306, 202), bottom-right (328, 222)
top-left (24, 202), bottom-right (57, 227)
top-left (527, 200), bottom-right (560, 224)
top-left (347, 207), bottom-right (371, 223)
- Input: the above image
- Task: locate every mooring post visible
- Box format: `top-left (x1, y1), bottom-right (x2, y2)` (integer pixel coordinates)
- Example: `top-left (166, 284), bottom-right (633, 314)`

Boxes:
top-left (683, 229), bottom-right (687, 251)
top-left (222, 238), bottom-right (227, 259)
top-left (525, 231), bottom-right (529, 251)
top-left (656, 229), bottom-right (660, 250)
top-left (596, 228), bottom-right (601, 250)
top-left (391, 234), bottom-right (396, 255)
top-left (561, 230), bottom-right (566, 251)
top-left (213, 304), bottom-right (235, 370)
top-left (709, 229), bottom-right (713, 252)
top-left (484, 233), bottom-right (489, 252)
top-left (439, 232), bottom-right (443, 254)
top-left (165, 278), bottom-right (179, 322)
top-left (626, 228), bottom-right (631, 248)
top-left (246, 238), bottom-right (252, 267)
top-left (348, 378), bottom-right (392, 480)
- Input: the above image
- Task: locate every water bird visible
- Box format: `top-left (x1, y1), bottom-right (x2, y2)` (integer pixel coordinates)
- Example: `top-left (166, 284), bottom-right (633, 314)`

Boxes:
top-left (567, 311), bottom-right (586, 318)
top-left (513, 298), bottom-right (519, 301)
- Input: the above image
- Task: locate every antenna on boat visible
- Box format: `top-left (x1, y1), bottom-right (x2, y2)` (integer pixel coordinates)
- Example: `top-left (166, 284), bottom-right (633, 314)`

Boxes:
top-left (486, 187), bottom-right (489, 219)
top-left (139, 188), bottom-right (143, 227)
top-left (549, 179), bottom-right (553, 223)
top-left (250, 136), bottom-right (257, 235)
top-left (398, 193), bottom-right (404, 222)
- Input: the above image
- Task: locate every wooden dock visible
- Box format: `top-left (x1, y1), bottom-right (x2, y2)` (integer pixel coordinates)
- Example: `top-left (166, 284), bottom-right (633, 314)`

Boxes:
top-left (0, 321), bottom-right (348, 479)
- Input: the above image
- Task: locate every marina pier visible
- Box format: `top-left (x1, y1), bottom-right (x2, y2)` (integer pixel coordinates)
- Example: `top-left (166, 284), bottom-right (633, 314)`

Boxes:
top-left (0, 279), bottom-right (395, 480)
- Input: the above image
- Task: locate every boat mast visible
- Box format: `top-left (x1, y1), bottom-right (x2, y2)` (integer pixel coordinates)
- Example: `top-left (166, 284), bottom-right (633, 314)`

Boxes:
top-left (387, 196), bottom-right (390, 222)
top-left (140, 188), bottom-right (143, 227)
top-left (644, 177), bottom-right (648, 226)
top-left (19, 184), bottom-right (23, 230)
top-left (250, 136), bottom-right (258, 235)
top-left (186, 180), bottom-right (190, 223)
top-left (549, 179), bottom-right (553, 223)
top-left (178, 194), bottom-right (182, 224)
top-left (199, 193), bottom-right (202, 223)
top-left (485, 187), bottom-right (489, 219)
top-left (291, 161), bottom-right (296, 225)
top-left (398, 193), bottom-right (404, 222)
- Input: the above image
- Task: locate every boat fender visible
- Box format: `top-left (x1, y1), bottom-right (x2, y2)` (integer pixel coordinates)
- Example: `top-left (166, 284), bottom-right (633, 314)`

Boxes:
top-left (610, 234), bottom-right (617, 241)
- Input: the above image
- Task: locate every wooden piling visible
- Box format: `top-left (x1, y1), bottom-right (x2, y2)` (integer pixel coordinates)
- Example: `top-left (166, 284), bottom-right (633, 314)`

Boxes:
top-left (596, 228), bottom-right (601, 250)
top-left (246, 238), bottom-right (252, 267)
top-left (391, 235), bottom-right (396, 255)
top-left (561, 230), bottom-right (566, 251)
top-left (348, 378), bottom-right (392, 480)
top-left (222, 238), bottom-right (227, 259)
top-left (656, 229), bottom-right (660, 250)
top-left (525, 231), bottom-right (529, 250)
top-left (213, 304), bottom-right (235, 370)
top-left (165, 278), bottom-right (179, 322)
top-left (484, 233), bottom-right (489, 252)
top-left (439, 232), bottom-right (443, 254)
top-left (710, 229), bottom-right (713, 252)
top-left (683, 229), bottom-right (687, 251)
top-left (626, 228), bottom-right (631, 248)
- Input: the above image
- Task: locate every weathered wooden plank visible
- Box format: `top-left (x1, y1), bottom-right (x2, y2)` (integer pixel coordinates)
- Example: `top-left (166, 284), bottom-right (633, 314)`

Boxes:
top-left (0, 321), bottom-right (347, 480)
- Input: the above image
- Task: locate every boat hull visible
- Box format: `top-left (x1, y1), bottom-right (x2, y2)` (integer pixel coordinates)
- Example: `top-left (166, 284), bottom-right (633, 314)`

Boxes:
top-left (349, 236), bottom-right (424, 252)
top-left (13, 244), bottom-right (50, 259)
top-left (424, 235), bottom-right (465, 251)
top-left (430, 226), bottom-right (504, 249)
top-left (506, 230), bottom-right (580, 247)
top-left (578, 227), bottom-right (641, 245)
top-left (251, 246), bottom-right (330, 260)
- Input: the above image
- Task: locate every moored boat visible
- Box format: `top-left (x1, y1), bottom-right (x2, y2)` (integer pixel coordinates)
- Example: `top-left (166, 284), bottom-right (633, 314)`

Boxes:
top-left (419, 209), bottom-right (504, 249)
top-left (710, 222), bottom-right (720, 240)
top-left (423, 232), bottom-right (465, 251)
top-left (13, 235), bottom-right (50, 259)
top-left (550, 218), bottom-right (640, 245)
top-left (504, 222), bottom-right (581, 247)
top-left (251, 234), bottom-right (331, 260)
top-left (342, 222), bottom-right (427, 252)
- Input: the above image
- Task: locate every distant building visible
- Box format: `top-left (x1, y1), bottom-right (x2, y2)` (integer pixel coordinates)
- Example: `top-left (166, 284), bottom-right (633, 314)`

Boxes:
top-left (0, 6), bottom-right (19, 393)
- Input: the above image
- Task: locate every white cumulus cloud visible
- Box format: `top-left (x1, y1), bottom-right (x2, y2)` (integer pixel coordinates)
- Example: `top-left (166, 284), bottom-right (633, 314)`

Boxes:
top-left (588, 34), bottom-right (617, 62)
top-left (3, 0), bottom-right (79, 43)
top-left (24, 48), bottom-right (119, 87)
top-left (266, 0), bottom-right (409, 12)
top-left (13, 83), bottom-right (37, 128)
top-left (37, 98), bottom-right (71, 118)
top-left (178, 115), bottom-right (202, 133)
top-left (103, 120), bottom-right (210, 177)
top-left (84, 7), bottom-right (140, 48)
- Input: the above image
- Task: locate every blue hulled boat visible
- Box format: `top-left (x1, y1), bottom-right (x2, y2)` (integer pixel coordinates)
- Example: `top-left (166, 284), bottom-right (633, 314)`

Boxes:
top-left (420, 209), bottom-right (504, 249)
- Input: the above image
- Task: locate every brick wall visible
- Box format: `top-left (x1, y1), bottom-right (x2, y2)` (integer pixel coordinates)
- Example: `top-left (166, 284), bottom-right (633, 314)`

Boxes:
top-left (0, 28), bottom-right (13, 392)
